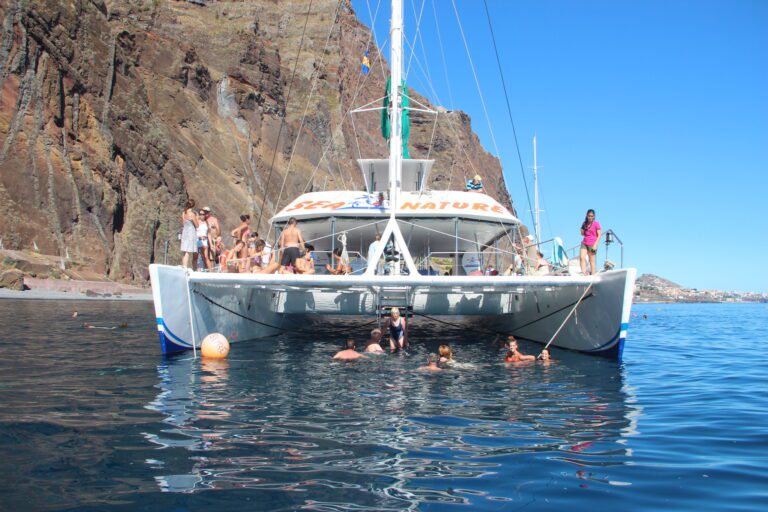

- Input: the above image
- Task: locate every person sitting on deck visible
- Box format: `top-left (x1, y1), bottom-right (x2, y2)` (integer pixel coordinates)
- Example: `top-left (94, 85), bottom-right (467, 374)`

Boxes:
top-left (534, 251), bottom-right (551, 276)
top-left (294, 244), bottom-right (316, 274)
top-left (325, 247), bottom-right (351, 275)
top-left (245, 239), bottom-right (265, 272)
top-left (221, 240), bottom-right (246, 273)
top-left (466, 174), bottom-right (484, 193)
top-left (364, 328), bottom-right (385, 353)
top-left (417, 353), bottom-right (443, 371)
top-left (333, 339), bottom-right (367, 360)
top-left (503, 336), bottom-right (536, 363)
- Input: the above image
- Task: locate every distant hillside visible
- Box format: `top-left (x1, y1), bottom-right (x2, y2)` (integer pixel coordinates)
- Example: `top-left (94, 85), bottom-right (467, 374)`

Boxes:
top-left (637, 274), bottom-right (682, 290)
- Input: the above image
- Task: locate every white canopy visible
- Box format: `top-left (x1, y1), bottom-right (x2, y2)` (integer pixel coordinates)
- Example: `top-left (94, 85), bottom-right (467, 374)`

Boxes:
top-left (358, 159), bottom-right (434, 193)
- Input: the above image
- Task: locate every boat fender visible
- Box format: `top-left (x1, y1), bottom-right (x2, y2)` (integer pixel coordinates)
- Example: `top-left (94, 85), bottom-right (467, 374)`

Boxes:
top-left (201, 333), bottom-right (230, 359)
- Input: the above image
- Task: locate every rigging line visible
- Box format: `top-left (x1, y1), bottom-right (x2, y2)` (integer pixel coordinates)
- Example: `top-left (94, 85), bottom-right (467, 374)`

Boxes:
top-left (431, 0), bottom-right (454, 111)
top-left (364, 0), bottom-right (387, 81)
top-left (450, 0), bottom-right (501, 158)
top-left (270, 0), bottom-right (346, 228)
top-left (193, 289), bottom-right (377, 335)
top-left (255, 0), bottom-right (315, 233)
top-left (482, 0), bottom-right (535, 230)
top-left (404, 0), bottom-right (427, 81)
top-left (425, 111), bottom-right (439, 160)
top-left (349, 112), bottom-right (362, 159)
top-left (302, 41), bottom-right (389, 192)
top-left (401, 36), bottom-right (479, 182)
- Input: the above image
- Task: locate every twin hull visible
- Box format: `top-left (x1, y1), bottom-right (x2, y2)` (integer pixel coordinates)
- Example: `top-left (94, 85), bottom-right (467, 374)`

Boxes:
top-left (150, 265), bottom-right (637, 360)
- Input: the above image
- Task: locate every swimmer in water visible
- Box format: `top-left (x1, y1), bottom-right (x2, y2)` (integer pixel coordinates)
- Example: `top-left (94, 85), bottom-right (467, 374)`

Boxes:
top-left (538, 348), bottom-right (551, 361)
top-left (364, 328), bottom-right (385, 353)
top-left (504, 336), bottom-right (536, 363)
top-left (438, 344), bottom-right (453, 363)
top-left (417, 353), bottom-right (443, 372)
top-left (333, 339), bottom-right (368, 360)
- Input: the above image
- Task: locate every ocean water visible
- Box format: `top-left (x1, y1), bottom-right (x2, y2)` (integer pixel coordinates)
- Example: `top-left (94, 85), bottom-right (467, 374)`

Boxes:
top-left (0, 300), bottom-right (766, 511)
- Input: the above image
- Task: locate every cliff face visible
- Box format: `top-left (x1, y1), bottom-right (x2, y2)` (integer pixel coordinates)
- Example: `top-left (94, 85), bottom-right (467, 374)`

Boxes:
top-left (0, 0), bottom-right (512, 282)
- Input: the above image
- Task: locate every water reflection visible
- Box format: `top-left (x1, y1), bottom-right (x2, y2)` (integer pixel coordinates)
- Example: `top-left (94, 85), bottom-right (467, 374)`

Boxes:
top-left (145, 331), bottom-right (641, 509)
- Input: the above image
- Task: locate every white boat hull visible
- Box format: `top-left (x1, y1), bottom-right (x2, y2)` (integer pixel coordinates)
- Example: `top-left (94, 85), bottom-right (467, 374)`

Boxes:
top-left (150, 264), bottom-right (636, 360)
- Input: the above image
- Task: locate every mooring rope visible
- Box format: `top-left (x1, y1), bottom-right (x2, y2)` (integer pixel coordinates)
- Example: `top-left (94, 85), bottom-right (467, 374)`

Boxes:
top-left (192, 289), bottom-right (377, 336)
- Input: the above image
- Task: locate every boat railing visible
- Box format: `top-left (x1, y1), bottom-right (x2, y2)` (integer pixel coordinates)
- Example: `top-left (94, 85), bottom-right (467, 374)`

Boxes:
top-left (565, 228), bottom-right (624, 269)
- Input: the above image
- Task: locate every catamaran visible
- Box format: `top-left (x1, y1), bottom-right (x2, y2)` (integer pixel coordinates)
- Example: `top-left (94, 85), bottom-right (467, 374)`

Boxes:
top-left (149, 0), bottom-right (636, 360)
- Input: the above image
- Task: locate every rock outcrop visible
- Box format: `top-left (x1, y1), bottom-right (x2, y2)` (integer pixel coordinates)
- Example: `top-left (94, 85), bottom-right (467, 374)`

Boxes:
top-left (0, 0), bottom-right (513, 283)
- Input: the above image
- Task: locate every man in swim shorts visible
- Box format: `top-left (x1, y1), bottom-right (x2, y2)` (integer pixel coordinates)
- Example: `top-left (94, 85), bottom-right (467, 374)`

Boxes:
top-left (278, 217), bottom-right (305, 273)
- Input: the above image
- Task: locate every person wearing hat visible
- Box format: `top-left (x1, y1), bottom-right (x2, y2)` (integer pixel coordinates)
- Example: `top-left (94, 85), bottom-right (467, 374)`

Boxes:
top-left (466, 174), bottom-right (484, 193)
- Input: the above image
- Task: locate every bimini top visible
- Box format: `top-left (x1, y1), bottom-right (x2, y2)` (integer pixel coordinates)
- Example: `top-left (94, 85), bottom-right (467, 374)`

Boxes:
top-left (271, 189), bottom-right (518, 225)
top-left (358, 159), bottom-right (434, 193)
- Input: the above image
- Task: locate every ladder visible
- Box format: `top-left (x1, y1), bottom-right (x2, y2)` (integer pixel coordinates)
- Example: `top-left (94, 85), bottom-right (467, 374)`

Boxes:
top-left (376, 286), bottom-right (413, 325)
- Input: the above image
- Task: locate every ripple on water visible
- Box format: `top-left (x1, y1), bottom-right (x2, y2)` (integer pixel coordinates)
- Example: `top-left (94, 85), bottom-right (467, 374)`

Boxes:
top-left (0, 301), bottom-right (767, 510)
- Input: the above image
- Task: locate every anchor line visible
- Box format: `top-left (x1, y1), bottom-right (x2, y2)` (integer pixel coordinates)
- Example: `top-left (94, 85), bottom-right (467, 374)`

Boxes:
top-left (192, 289), bottom-right (378, 336)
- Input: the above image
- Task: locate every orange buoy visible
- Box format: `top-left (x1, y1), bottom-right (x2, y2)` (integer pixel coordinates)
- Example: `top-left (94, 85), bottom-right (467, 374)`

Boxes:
top-left (200, 333), bottom-right (230, 359)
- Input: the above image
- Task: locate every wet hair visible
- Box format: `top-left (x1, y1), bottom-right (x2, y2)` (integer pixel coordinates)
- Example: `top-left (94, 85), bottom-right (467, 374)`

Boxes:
top-left (240, 214), bottom-right (250, 222)
top-left (428, 353), bottom-right (439, 364)
top-left (288, 217), bottom-right (297, 226)
top-left (185, 199), bottom-right (195, 210)
top-left (581, 209), bottom-right (596, 232)
top-left (345, 339), bottom-right (355, 350)
top-left (439, 344), bottom-right (452, 359)
top-left (371, 328), bottom-right (382, 336)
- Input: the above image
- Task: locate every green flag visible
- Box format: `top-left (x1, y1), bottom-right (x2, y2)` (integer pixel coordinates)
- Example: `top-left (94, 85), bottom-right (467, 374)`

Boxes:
top-left (380, 78), bottom-right (410, 159)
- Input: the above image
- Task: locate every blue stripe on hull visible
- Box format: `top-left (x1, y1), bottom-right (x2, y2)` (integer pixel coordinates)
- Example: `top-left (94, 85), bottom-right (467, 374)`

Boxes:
top-left (156, 318), bottom-right (193, 355)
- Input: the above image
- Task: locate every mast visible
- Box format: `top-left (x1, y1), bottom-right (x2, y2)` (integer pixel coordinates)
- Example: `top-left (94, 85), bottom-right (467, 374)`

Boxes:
top-left (533, 135), bottom-right (540, 243)
top-left (364, 0), bottom-right (419, 276)
top-left (388, 0), bottom-right (403, 212)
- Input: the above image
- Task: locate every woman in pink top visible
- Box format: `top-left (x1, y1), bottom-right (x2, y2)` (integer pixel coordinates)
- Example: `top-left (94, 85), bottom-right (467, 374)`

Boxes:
top-left (579, 209), bottom-right (602, 275)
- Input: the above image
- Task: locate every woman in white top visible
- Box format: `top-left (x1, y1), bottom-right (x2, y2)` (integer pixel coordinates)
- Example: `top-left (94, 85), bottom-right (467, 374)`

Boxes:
top-left (196, 209), bottom-right (212, 270)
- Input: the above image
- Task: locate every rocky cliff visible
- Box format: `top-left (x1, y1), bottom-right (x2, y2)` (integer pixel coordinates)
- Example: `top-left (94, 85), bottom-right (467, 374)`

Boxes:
top-left (0, 0), bottom-right (513, 282)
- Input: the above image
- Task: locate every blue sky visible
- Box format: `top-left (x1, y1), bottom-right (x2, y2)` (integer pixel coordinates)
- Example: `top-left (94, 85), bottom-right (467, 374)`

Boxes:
top-left (352, 0), bottom-right (768, 292)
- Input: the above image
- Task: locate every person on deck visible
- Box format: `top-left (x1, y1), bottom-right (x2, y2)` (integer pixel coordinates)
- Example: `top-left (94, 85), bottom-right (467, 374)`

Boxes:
top-left (294, 244), bottom-right (316, 274)
top-left (333, 339), bottom-right (367, 360)
top-left (504, 336), bottom-right (536, 363)
top-left (579, 209), bottom-right (602, 275)
top-left (535, 251), bottom-right (550, 275)
top-left (364, 328), bottom-right (385, 353)
top-left (231, 214), bottom-right (252, 259)
top-left (197, 209), bottom-right (213, 270)
top-left (326, 247), bottom-right (351, 275)
top-left (417, 353), bottom-right (443, 372)
top-left (388, 307), bottom-right (407, 352)
top-left (203, 206), bottom-right (220, 263)
top-left (466, 174), bottom-right (484, 193)
top-left (278, 217), bottom-right (305, 273)
top-left (367, 233), bottom-right (382, 274)
top-left (221, 240), bottom-right (246, 273)
top-left (180, 199), bottom-right (198, 269)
